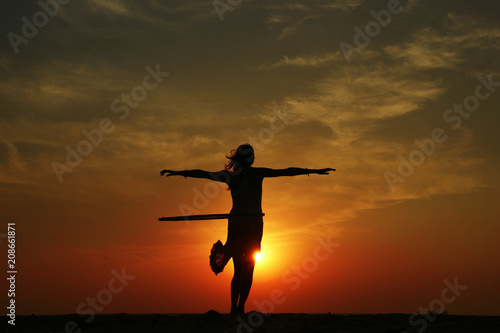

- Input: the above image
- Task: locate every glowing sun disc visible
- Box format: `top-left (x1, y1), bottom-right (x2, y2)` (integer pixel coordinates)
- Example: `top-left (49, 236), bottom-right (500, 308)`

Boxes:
top-left (254, 252), bottom-right (262, 262)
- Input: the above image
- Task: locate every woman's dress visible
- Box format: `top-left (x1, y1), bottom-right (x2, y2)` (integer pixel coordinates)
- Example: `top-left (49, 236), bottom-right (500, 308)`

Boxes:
top-left (209, 169), bottom-right (263, 275)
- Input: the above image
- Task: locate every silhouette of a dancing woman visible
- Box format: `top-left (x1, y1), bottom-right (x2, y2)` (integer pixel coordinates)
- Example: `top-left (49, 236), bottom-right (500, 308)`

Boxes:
top-left (160, 144), bottom-right (334, 316)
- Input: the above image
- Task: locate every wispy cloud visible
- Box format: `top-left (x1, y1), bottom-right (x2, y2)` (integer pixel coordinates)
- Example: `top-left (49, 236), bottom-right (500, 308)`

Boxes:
top-left (384, 12), bottom-right (500, 69)
top-left (260, 52), bottom-right (341, 70)
top-left (285, 65), bottom-right (444, 124)
top-left (86, 0), bottom-right (133, 17)
top-left (320, 0), bottom-right (367, 12)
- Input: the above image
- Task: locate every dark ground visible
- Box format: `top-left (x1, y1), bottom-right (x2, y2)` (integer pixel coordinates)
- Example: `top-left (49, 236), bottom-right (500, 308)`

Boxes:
top-left (3, 311), bottom-right (500, 333)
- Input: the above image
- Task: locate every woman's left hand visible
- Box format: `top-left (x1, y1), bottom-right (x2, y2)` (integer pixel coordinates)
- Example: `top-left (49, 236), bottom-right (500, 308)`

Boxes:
top-left (317, 168), bottom-right (336, 175)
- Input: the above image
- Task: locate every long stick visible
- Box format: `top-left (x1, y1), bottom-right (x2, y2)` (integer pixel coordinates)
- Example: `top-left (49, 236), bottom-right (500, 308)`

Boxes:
top-left (158, 213), bottom-right (265, 221)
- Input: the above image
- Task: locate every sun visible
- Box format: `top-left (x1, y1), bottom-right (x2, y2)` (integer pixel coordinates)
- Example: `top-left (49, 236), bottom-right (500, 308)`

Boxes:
top-left (254, 251), bottom-right (262, 262)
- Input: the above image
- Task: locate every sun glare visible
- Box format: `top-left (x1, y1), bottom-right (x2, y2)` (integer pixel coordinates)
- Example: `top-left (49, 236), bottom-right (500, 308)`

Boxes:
top-left (254, 251), bottom-right (262, 262)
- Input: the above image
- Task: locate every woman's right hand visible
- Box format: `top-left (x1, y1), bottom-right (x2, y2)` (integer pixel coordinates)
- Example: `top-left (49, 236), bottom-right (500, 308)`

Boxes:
top-left (160, 169), bottom-right (175, 176)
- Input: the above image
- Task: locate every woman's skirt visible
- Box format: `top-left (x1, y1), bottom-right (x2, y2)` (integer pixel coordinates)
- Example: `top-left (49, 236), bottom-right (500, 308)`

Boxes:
top-left (209, 215), bottom-right (263, 275)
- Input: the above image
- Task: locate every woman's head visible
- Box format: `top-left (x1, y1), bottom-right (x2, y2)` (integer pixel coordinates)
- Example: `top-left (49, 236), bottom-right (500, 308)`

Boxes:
top-left (225, 144), bottom-right (255, 171)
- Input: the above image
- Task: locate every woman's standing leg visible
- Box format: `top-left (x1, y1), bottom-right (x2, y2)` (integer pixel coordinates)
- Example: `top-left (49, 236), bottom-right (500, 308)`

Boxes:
top-left (237, 254), bottom-right (255, 312)
top-left (230, 258), bottom-right (240, 315)
top-left (231, 254), bottom-right (255, 315)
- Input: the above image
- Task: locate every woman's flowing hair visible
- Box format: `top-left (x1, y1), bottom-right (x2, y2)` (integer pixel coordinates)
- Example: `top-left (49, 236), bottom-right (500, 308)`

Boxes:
top-left (225, 144), bottom-right (255, 171)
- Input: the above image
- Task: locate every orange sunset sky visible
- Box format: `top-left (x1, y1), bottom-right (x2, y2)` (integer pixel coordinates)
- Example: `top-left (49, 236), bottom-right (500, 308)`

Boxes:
top-left (1, 0), bottom-right (499, 316)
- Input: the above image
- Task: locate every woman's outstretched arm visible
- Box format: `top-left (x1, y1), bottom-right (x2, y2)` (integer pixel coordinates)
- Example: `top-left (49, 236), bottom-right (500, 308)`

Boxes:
top-left (257, 167), bottom-right (335, 178)
top-left (160, 169), bottom-right (230, 183)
